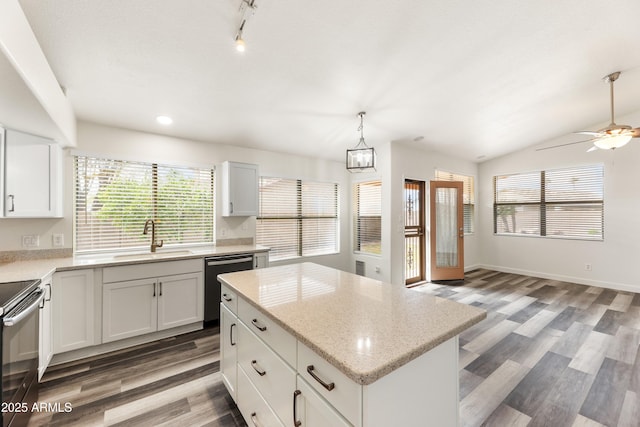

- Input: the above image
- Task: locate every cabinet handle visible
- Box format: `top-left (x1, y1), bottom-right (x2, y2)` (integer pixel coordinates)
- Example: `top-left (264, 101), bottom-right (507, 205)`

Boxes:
top-left (230, 323), bottom-right (236, 346)
top-left (251, 360), bottom-right (266, 376)
top-left (230, 202), bottom-right (234, 214)
top-left (306, 365), bottom-right (335, 391)
top-left (251, 318), bottom-right (267, 332)
top-left (159, 282), bottom-right (163, 296)
top-left (222, 293), bottom-right (232, 302)
top-left (8, 195), bottom-right (14, 212)
top-left (153, 283), bottom-right (156, 297)
top-left (45, 283), bottom-right (52, 302)
top-left (250, 412), bottom-right (262, 427)
top-left (293, 390), bottom-right (302, 427)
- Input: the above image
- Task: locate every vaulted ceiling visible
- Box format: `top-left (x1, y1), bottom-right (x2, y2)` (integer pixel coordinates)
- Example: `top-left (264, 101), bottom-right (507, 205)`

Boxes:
top-left (14, 0), bottom-right (640, 162)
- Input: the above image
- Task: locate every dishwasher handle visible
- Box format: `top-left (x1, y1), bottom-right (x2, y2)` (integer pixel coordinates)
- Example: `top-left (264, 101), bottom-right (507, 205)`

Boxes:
top-left (4, 289), bottom-right (45, 327)
top-left (206, 255), bottom-right (254, 267)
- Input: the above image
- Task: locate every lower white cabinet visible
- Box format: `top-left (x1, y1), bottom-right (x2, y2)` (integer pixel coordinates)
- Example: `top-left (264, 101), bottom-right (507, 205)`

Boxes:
top-left (220, 303), bottom-right (238, 400)
top-left (52, 269), bottom-right (96, 354)
top-left (295, 375), bottom-right (351, 427)
top-left (103, 271), bottom-right (203, 343)
top-left (237, 365), bottom-right (284, 427)
top-left (254, 251), bottom-right (269, 269)
top-left (38, 274), bottom-right (53, 380)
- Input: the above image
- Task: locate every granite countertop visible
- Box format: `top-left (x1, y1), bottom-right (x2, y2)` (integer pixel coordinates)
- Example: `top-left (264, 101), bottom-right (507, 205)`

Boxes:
top-left (0, 245), bottom-right (269, 283)
top-left (219, 262), bottom-right (486, 386)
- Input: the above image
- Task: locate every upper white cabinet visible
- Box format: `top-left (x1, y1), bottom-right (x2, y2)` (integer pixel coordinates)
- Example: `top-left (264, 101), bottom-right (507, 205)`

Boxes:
top-left (1, 128), bottom-right (62, 217)
top-left (222, 161), bottom-right (259, 216)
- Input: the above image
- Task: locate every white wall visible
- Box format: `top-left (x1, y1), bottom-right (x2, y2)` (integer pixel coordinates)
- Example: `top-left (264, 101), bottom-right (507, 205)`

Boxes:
top-left (478, 110), bottom-right (640, 292)
top-left (0, 121), bottom-right (351, 272)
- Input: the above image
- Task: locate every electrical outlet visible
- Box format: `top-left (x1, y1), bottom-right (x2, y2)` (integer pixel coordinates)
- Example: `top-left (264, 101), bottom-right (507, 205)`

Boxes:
top-left (22, 235), bottom-right (40, 248)
top-left (53, 233), bottom-right (64, 247)
top-left (585, 263), bottom-right (592, 271)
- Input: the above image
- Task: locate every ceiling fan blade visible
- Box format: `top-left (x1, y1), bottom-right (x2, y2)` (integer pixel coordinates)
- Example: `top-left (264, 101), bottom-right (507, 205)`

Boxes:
top-left (575, 131), bottom-right (602, 136)
top-left (535, 138), bottom-right (594, 151)
top-left (586, 146), bottom-right (598, 152)
top-left (632, 128), bottom-right (640, 138)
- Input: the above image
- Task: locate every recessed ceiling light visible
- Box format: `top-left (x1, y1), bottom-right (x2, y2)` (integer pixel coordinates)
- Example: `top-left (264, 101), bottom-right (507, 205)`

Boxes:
top-left (156, 115), bottom-right (173, 125)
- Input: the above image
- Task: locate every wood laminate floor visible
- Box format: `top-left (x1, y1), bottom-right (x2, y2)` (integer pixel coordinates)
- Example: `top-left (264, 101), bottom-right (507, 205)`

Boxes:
top-left (28, 269), bottom-right (640, 426)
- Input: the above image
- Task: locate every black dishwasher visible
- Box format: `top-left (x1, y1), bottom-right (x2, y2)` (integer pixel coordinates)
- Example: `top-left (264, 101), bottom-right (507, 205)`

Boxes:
top-left (204, 254), bottom-right (254, 325)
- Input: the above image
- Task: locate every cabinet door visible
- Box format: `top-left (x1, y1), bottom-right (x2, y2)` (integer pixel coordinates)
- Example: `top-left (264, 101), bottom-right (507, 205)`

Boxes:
top-left (52, 270), bottom-right (95, 353)
top-left (38, 277), bottom-right (53, 380)
top-left (3, 129), bottom-right (61, 217)
top-left (103, 278), bottom-right (157, 343)
top-left (295, 377), bottom-right (351, 427)
top-left (254, 251), bottom-right (269, 269)
top-left (157, 272), bottom-right (203, 330)
top-left (222, 161), bottom-right (258, 216)
top-left (220, 303), bottom-right (238, 400)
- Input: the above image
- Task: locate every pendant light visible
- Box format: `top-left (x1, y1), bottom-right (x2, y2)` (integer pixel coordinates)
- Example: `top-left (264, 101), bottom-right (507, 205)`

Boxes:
top-left (346, 112), bottom-right (376, 172)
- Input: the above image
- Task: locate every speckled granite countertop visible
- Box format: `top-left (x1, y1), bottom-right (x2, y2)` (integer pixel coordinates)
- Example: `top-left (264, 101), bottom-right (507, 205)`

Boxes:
top-left (0, 245), bottom-right (269, 283)
top-left (219, 262), bottom-right (486, 385)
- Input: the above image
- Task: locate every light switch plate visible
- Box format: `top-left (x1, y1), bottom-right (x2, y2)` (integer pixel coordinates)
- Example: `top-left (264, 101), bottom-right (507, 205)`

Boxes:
top-left (22, 235), bottom-right (40, 248)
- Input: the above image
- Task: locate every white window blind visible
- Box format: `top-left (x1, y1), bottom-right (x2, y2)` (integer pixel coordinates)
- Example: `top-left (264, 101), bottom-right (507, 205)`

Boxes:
top-left (256, 177), bottom-right (338, 261)
top-left (74, 156), bottom-right (214, 253)
top-left (354, 180), bottom-right (382, 254)
top-left (435, 170), bottom-right (475, 234)
top-left (493, 164), bottom-right (603, 240)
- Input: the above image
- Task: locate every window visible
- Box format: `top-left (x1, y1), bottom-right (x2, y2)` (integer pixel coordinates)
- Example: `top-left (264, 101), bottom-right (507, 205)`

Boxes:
top-left (354, 180), bottom-right (382, 254)
top-left (74, 155), bottom-right (214, 253)
top-left (493, 164), bottom-right (603, 240)
top-left (256, 177), bottom-right (338, 261)
top-left (435, 170), bottom-right (475, 234)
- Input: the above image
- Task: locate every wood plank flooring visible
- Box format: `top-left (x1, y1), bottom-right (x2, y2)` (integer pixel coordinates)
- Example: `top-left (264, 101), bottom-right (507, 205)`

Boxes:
top-left (28, 327), bottom-right (246, 426)
top-left (27, 269), bottom-right (640, 426)
top-left (415, 269), bottom-right (640, 427)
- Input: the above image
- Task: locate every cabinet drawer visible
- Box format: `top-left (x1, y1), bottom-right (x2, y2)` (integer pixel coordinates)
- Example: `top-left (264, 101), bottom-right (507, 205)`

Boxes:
top-left (238, 321), bottom-right (295, 425)
top-left (296, 375), bottom-right (353, 427)
top-left (297, 342), bottom-right (362, 426)
top-left (237, 365), bottom-right (284, 427)
top-left (221, 283), bottom-right (238, 314)
top-left (238, 297), bottom-right (296, 366)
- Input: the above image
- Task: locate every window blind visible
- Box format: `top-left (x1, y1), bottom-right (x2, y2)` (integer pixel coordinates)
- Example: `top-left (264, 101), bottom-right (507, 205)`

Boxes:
top-left (256, 177), bottom-right (338, 261)
top-left (354, 180), bottom-right (382, 254)
top-left (493, 164), bottom-right (603, 240)
top-left (74, 156), bottom-right (214, 253)
top-left (435, 170), bottom-right (475, 233)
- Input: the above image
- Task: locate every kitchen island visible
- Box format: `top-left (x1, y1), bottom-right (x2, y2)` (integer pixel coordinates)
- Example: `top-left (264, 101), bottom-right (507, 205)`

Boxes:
top-left (219, 262), bottom-right (486, 427)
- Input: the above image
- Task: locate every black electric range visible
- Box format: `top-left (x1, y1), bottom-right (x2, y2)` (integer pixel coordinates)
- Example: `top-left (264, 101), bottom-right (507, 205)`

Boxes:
top-left (0, 279), bottom-right (43, 427)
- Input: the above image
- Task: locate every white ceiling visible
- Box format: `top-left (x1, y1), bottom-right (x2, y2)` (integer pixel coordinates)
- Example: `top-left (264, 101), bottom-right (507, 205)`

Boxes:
top-left (14, 0), bottom-right (640, 162)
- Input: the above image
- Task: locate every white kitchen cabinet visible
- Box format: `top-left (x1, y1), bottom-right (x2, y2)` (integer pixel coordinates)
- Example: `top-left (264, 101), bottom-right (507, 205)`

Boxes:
top-left (102, 260), bottom-right (203, 343)
top-left (52, 269), bottom-right (96, 354)
top-left (254, 251), bottom-right (269, 269)
top-left (1, 128), bottom-right (62, 218)
top-left (295, 375), bottom-right (351, 427)
top-left (221, 161), bottom-right (259, 216)
top-left (38, 273), bottom-right (53, 380)
top-left (220, 302), bottom-right (238, 400)
top-left (102, 278), bottom-right (157, 342)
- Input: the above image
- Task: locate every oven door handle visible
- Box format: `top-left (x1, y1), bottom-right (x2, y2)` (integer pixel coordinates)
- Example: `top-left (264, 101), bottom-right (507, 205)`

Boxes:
top-left (3, 289), bottom-right (45, 327)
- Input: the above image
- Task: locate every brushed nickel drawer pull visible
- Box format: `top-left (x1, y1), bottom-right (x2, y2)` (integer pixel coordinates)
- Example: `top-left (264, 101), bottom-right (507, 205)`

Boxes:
top-left (251, 360), bottom-right (266, 376)
top-left (222, 293), bottom-right (232, 302)
top-left (307, 365), bottom-right (335, 391)
top-left (250, 412), bottom-right (262, 427)
top-left (252, 318), bottom-right (267, 332)
top-left (230, 323), bottom-right (236, 346)
top-left (293, 390), bottom-right (302, 427)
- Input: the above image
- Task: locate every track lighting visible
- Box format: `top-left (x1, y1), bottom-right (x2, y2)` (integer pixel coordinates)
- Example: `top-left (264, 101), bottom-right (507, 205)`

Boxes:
top-left (234, 0), bottom-right (257, 53)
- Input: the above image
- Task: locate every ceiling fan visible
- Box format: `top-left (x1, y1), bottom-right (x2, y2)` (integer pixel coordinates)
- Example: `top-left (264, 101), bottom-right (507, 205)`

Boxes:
top-left (537, 71), bottom-right (640, 152)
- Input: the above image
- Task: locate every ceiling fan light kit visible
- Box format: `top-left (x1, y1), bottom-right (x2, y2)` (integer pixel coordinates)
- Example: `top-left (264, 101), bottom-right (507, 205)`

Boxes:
top-left (537, 71), bottom-right (640, 152)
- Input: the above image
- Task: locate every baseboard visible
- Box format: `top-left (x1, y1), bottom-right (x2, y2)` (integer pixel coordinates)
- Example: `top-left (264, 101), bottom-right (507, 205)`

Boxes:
top-left (479, 264), bottom-right (640, 293)
top-left (49, 322), bottom-right (203, 366)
